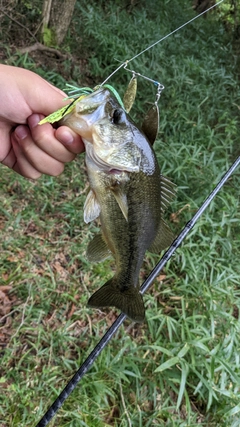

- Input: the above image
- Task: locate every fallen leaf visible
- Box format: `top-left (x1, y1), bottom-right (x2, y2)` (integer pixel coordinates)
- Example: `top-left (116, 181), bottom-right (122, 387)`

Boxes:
top-left (0, 290), bottom-right (11, 316)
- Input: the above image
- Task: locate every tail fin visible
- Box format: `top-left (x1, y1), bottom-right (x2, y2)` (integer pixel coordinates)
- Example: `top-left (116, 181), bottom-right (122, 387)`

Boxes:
top-left (87, 278), bottom-right (145, 322)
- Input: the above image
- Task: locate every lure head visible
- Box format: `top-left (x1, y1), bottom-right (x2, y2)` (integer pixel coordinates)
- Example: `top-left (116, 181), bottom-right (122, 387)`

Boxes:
top-left (39, 81), bottom-right (158, 146)
top-left (38, 82), bottom-right (136, 126)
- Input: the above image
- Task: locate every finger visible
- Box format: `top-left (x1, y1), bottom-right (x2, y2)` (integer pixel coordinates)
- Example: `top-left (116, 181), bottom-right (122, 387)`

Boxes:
top-left (55, 125), bottom-right (85, 154)
top-left (1, 146), bottom-right (17, 169)
top-left (12, 127), bottom-right (65, 178)
top-left (0, 125), bottom-right (15, 163)
top-left (27, 114), bottom-right (76, 163)
top-left (11, 132), bottom-right (42, 179)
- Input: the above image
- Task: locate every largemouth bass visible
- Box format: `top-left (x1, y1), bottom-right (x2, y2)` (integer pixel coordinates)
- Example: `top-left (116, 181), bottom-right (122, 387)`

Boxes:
top-left (61, 87), bottom-right (175, 322)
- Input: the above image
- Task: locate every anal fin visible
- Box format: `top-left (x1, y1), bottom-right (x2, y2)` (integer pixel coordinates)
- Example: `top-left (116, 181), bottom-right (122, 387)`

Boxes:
top-left (86, 233), bottom-right (112, 262)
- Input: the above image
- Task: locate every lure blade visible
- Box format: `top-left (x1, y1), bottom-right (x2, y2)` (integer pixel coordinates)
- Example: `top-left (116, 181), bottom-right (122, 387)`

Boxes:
top-left (141, 104), bottom-right (159, 145)
top-left (123, 77), bottom-right (137, 113)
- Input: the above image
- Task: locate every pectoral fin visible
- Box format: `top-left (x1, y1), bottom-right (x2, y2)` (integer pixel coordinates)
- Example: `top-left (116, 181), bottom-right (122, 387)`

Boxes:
top-left (86, 233), bottom-right (112, 262)
top-left (84, 189), bottom-right (101, 223)
top-left (110, 187), bottom-right (128, 221)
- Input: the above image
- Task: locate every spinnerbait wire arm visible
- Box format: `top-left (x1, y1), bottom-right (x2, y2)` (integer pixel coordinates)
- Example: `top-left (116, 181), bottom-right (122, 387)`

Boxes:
top-left (124, 66), bottom-right (164, 88)
top-left (124, 65), bottom-right (165, 106)
top-left (35, 155), bottom-right (240, 427)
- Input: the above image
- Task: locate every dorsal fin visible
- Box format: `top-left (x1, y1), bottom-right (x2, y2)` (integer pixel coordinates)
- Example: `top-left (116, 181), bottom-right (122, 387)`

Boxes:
top-left (160, 175), bottom-right (176, 213)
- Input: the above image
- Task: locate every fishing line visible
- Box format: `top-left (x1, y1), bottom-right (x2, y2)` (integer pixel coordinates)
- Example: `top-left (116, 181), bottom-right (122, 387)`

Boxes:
top-left (101, 0), bottom-right (225, 86)
top-left (35, 155), bottom-right (240, 427)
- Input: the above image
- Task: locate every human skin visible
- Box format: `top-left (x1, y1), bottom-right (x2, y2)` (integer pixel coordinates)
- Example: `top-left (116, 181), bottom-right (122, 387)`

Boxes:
top-left (0, 65), bottom-right (84, 179)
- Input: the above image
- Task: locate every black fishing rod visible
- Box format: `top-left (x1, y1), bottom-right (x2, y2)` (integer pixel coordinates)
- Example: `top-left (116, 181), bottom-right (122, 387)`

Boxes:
top-left (35, 155), bottom-right (240, 427)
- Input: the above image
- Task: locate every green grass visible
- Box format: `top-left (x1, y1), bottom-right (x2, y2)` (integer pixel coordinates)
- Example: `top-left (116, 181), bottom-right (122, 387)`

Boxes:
top-left (1, 1), bottom-right (240, 426)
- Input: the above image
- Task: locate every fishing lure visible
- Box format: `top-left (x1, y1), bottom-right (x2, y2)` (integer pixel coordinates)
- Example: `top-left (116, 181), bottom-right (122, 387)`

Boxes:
top-left (39, 0), bottom-right (225, 129)
top-left (39, 73), bottom-right (162, 127)
top-left (39, 82), bottom-right (129, 126)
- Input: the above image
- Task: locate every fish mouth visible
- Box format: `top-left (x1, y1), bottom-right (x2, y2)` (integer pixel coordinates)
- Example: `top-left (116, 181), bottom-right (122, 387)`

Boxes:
top-left (108, 168), bottom-right (125, 175)
top-left (75, 87), bottom-right (110, 113)
top-left (61, 88), bottom-right (111, 141)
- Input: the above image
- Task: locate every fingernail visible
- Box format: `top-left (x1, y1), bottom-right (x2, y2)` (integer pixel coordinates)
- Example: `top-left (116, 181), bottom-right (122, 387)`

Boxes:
top-left (58, 130), bottom-right (74, 145)
top-left (15, 125), bottom-right (29, 140)
top-left (28, 114), bottom-right (41, 128)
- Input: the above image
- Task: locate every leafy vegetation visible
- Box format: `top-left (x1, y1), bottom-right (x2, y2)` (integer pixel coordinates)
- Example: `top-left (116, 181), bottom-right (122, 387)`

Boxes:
top-left (0, 1), bottom-right (240, 426)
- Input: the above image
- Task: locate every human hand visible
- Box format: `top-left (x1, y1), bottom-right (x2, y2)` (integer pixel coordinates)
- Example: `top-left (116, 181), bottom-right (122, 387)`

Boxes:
top-left (0, 65), bottom-right (84, 179)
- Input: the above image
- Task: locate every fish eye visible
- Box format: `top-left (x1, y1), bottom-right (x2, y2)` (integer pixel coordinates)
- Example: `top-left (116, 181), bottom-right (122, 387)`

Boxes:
top-left (111, 109), bottom-right (123, 125)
